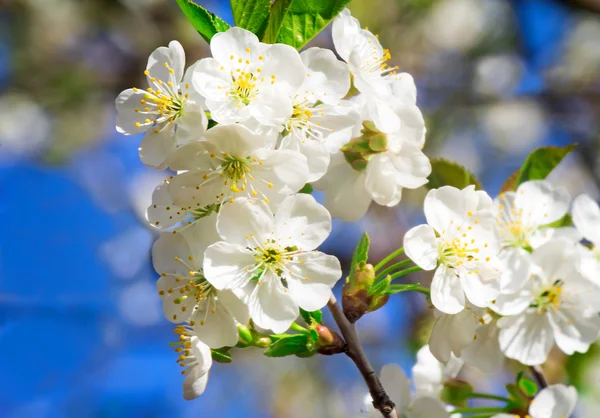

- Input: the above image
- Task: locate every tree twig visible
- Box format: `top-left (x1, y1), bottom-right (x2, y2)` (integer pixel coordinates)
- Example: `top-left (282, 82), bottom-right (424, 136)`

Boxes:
top-left (530, 365), bottom-right (548, 388)
top-left (327, 293), bottom-right (398, 418)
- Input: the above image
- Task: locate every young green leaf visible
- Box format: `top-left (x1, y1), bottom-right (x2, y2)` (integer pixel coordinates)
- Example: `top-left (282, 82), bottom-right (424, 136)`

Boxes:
top-left (300, 308), bottom-right (323, 324)
top-left (262, 0), bottom-right (352, 49)
top-left (230, 0), bottom-right (271, 37)
top-left (384, 283), bottom-right (421, 295)
top-left (176, 0), bottom-right (231, 43)
top-left (263, 334), bottom-right (314, 357)
top-left (350, 232), bottom-right (370, 278)
top-left (518, 377), bottom-right (538, 397)
top-left (427, 158), bottom-right (483, 190)
top-left (515, 144), bottom-right (576, 186)
top-left (368, 275), bottom-right (391, 297)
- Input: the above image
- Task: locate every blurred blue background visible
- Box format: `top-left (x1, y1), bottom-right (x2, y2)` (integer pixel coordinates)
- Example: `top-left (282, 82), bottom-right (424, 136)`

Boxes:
top-left (1, 0), bottom-right (599, 417)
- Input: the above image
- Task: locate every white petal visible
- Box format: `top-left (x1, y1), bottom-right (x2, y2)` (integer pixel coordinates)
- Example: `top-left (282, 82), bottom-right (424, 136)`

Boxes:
top-left (216, 197), bottom-right (274, 245)
top-left (191, 58), bottom-right (230, 103)
top-left (218, 288), bottom-right (250, 325)
top-left (115, 89), bottom-right (150, 134)
top-left (431, 265), bottom-right (466, 314)
top-left (548, 306), bottom-right (600, 355)
top-left (514, 180), bottom-right (570, 227)
top-left (147, 40), bottom-right (185, 85)
top-left (286, 252), bottom-right (341, 311)
top-left (152, 231), bottom-right (199, 276)
top-left (210, 27), bottom-right (260, 67)
top-left (429, 309), bottom-right (478, 362)
top-left (531, 239), bottom-right (579, 283)
top-left (252, 149), bottom-right (309, 196)
top-left (280, 133), bottom-right (330, 182)
top-left (248, 270), bottom-right (298, 333)
top-left (192, 298), bottom-right (239, 348)
top-left (404, 224), bottom-right (439, 271)
top-left (498, 311), bottom-right (554, 365)
top-left (379, 364), bottom-right (412, 411)
top-left (167, 141), bottom-right (212, 172)
top-left (459, 264), bottom-right (500, 308)
top-left (299, 47), bottom-right (350, 102)
top-left (572, 194), bottom-right (600, 245)
top-left (183, 370), bottom-right (209, 401)
top-left (390, 73), bottom-right (417, 106)
top-left (409, 396), bottom-right (451, 418)
top-left (175, 102), bottom-right (208, 145)
top-left (498, 247), bottom-right (534, 293)
top-left (388, 105), bottom-right (426, 147)
top-left (146, 182), bottom-right (187, 229)
top-left (260, 43), bottom-right (305, 95)
top-left (178, 214), bottom-right (220, 257)
top-left (425, 186), bottom-right (494, 232)
top-left (203, 242), bottom-right (256, 290)
top-left (138, 125), bottom-right (176, 170)
top-left (461, 320), bottom-right (504, 374)
top-left (412, 345), bottom-right (445, 397)
top-left (157, 276), bottom-right (195, 323)
top-left (331, 9), bottom-right (361, 61)
top-left (491, 285), bottom-right (533, 316)
top-left (248, 85), bottom-right (294, 127)
top-left (204, 123), bottom-right (268, 155)
top-left (529, 384), bottom-right (577, 418)
top-left (274, 194), bottom-right (332, 250)
top-left (366, 95), bottom-right (401, 133)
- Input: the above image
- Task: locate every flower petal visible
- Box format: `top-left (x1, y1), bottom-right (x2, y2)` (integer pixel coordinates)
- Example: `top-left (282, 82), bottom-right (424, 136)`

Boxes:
top-left (115, 89), bottom-right (151, 134)
top-left (192, 298), bottom-right (239, 348)
top-left (216, 197), bottom-right (274, 245)
top-left (409, 396), bottom-right (451, 418)
top-left (203, 242), bottom-right (256, 290)
top-left (331, 8), bottom-right (361, 62)
top-left (572, 193), bottom-right (600, 245)
top-left (404, 224), bottom-right (439, 271)
top-left (431, 265), bottom-right (466, 314)
top-left (529, 385), bottom-right (577, 418)
top-left (147, 40), bottom-right (185, 85)
top-left (300, 47), bottom-right (350, 102)
top-left (498, 311), bottom-right (554, 366)
top-left (498, 247), bottom-right (534, 293)
top-left (210, 27), bottom-right (261, 69)
top-left (515, 180), bottom-right (570, 227)
top-left (138, 125), bottom-right (176, 170)
top-left (274, 194), bottom-right (332, 250)
top-left (379, 364), bottom-right (411, 411)
top-left (248, 270), bottom-right (298, 333)
top-left (459, 263), bottom-right (500, 308)
top-left (285, 252), bottom-right (341, 311)
top-left (260, 44), bottom-right (306, 95)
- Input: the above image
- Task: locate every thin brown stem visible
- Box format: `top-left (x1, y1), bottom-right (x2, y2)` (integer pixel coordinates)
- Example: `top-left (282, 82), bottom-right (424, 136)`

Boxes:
top-left (327, 293), bottom-right (398, 418)
top-left (530, 365), bottom-right (548, 388)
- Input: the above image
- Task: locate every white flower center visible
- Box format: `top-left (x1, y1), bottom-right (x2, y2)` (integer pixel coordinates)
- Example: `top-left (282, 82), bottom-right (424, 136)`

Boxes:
top-left (134, 62), bottom-right (189, 130)
top-left (438, 237), bottom-right (481, 269)
top-left (533, 279), bottom-right (564, 313)
top-left (218, 51), bottom-right (272, 107)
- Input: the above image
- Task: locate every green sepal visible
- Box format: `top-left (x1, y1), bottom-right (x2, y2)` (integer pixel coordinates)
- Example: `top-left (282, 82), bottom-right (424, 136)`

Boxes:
top-left (441, 379), bottom-right (473, 408)
top-left (175, 0), bottom-right (230, 43)
top-left (211, 348), bottom-right (233, 363)
top-left (298, 183), bottom-right (314, 194)
top-left (300, 308), bottom-right (323, 325)
top-left (263, 333), bottom-right (316, 358)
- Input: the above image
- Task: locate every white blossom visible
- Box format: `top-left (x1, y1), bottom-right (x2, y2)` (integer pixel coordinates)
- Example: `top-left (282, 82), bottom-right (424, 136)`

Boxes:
top-left (412, 345), bottom-right (463, 398)
top-left (429, 306), bottom-right (480, 363)
top-left (116, 40), bottom-right (207, 169)
top-left (167, 124), bottom-right (309, 210)
top-left (496, 238), bottom-right (600, 365)
top-left (192, 27), bottom-right (304, 127)
top-left (171, 325), bottom-right (213, 400)
top-left (405, 186), bottom-right (502, 314)
top-left (492, 384), bottom-right (577, 418)
top-left (363, 364), bottom-right (449, 418)
top-left (152, 217), bottom-right (249, 348)
top-left (494, 180), bottom-right (570, 293)
top-left (203, 195), bottom-right (341, 333)
top-left (572, 194), bottom-right (600, 284)
top-left (279, 47), bottom-right (357, 182)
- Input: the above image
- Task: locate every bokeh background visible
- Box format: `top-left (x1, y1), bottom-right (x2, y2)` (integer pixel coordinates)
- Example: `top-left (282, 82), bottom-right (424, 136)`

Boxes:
top-left (1, 0), bottom-right (600, 416)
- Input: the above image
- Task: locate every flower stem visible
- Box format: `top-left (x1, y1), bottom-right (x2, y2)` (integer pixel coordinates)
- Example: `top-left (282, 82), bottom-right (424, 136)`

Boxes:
top-left (389, 266), bottom-right (422, 281)
top-left (408, 286), bottom-right (430, 296)
top-left (451, 406), bottom-right (509, 414)
top-left (374, 247), bottom-right (405, 272)
top-left (327, 294), bottom-right (398, 418)
top-left (530, 365), bottom-right (548, 388)
top-left (375, 259), bottom-right (413, 281)
top-left (468, 393), bottom-right (511, 402)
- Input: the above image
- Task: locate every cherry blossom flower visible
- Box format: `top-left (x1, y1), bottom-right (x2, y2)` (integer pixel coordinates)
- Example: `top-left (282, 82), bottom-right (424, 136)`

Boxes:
top-left (203, 195), bottom-right (341, 333)
top-left (492, 384), bottom-right (577, 418)
top-left (116, 41), bottom-right (207, 169)
top-left (170, 324), bottom-right (213, 400)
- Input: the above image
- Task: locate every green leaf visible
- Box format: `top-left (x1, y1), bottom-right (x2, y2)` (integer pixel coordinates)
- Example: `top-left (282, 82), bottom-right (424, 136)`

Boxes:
top-left (499, 169), bottom-right (519, 194)
top-left (262, 0), bottom-right (352, 49)
top-left (230, 0), bottom-right (271, 37)
top-left (518, 377), bottom-right (538, 397)
top-left (176, 0), bottom-right (231, 43)
top-left (515, 144), bottom-right (576, 186)
top-left (211, 348), bottom-right (233, 363)
top-left (299, 183), bottom-right (314, 194)
top-left (427, 158), bottom-right (482, 190)
top-left (263, 334), bottom-right (314, 357)
top-left (299, 308), bottom-right (323, 324)
top-left (368, 275), bottom-right (391, 296)
top-left (350, 232), bottom-right (370, 278)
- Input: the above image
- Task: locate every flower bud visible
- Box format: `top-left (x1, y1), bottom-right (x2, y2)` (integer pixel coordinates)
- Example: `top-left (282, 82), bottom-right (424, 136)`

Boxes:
top-left (254, 336), bottom-right (272, 348)
top-left (441, 379), bottom-right (473, 408)
top-left (238, 325), bottom-right (253, 345)
top-left (341, 121), bottom-right (388, 172)
top-left (315, 324), bottom-right (346, 355)
top-left (343, 262), bottom-right (376, 323)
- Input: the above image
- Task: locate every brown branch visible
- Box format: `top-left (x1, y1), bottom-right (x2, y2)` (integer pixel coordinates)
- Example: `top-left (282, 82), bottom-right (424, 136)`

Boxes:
top-left (530, 365), bottom-right (548, 388)
top-left (327, 294), bottom-right (398, 418)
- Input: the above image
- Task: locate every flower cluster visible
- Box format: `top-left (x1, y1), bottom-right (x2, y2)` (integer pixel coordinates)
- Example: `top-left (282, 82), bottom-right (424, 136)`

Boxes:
top-left (115, 6), bottom-right (598, 417)
top-left (115, 8), bottom-right (432, 400)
